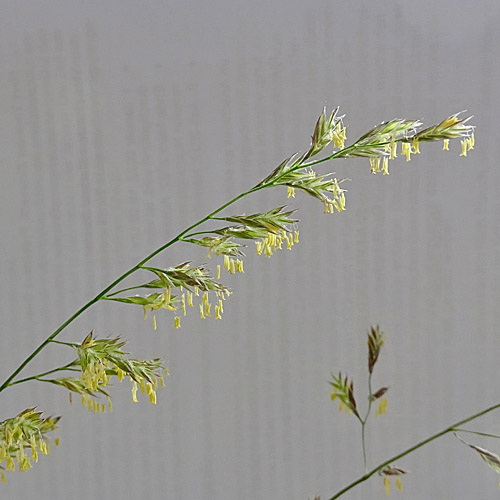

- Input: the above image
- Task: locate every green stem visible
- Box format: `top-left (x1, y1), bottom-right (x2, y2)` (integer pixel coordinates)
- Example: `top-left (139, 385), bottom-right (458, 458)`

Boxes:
top-left (8, 362), bottom-right (78, 387)
top-left (104, 285), bottom-right (149, 298)
top-left (452, 428), bottom-right (500, 439)
top-left (360, 422), bottom-right (367, 473)
top-left (49, 339), bottom-right (78, 347)
top-left (327, 402), bottom-right (500, 500)
top-left (360, 372), bottom-right (373, 473)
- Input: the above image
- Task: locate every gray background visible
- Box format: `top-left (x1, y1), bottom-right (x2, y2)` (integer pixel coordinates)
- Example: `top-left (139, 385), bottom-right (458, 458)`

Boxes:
top-left (1, 1), bottom-right (500, 499)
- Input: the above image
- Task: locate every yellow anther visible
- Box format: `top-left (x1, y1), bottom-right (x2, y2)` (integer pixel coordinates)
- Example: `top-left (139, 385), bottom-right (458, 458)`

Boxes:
top-left (337, 192), bottom-right (346, 211)
top-left (402, 142), bottom-right (412, 161)
top-left (146, 382), bottom-right (157, 404)
top-left (30, 435), bottom-right (38, 463)
top-left (384, 477), bottom-right (390, 495)
top-left (382, 157), bottom-right (389, 175)
top-left (39, 440), bottom-right (48, 456)
top-left (217, 264), bottom-right (221, 280)
top-left (375, 397), bottom-right (388, 417)
top-left (395, 477), bottom-right (402, 491)
top-left (215, 305), bottom-right (222, 319)
top-left (181, 293), bottom-right (186, 316)
top-left (443, 139), bottom-right (450, 150)
top-left (390, 141), bottom-right (397, 159)
top-left (174, 316), bottom-right (181, 328)
top-left (271, 233), bottom-right (278, 248)
top-left (19, 456), bottom-right (31, 472)
top-left (460, 139), bottom-right (468, 157)
top-left (205, 302), bottom-right (212, 317)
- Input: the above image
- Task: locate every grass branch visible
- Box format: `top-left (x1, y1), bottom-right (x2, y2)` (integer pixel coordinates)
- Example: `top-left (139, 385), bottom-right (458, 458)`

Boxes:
top-left (327, 402), bottom-right (500, 500)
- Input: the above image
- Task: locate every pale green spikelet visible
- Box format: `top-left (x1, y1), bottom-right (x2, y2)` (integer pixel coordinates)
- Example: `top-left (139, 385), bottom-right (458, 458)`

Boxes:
top-left (0, 408), bottom-right (60, 482)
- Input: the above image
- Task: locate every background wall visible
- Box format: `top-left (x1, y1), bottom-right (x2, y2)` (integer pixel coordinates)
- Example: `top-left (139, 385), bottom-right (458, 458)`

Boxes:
top-left (1, 1), bottom-right (500, 499)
